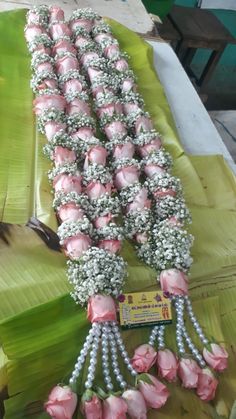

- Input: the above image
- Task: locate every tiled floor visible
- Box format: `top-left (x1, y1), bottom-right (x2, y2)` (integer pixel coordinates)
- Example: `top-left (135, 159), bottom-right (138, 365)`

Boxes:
top-left (209, 111), bottom-right (236, 162)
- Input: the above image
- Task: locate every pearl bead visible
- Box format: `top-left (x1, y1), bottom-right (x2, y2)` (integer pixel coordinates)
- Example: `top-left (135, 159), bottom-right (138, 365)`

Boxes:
top-left (104, 376), bottom-right (111, 384)
top-left (107, 383), bottom-right (114, 391)
top-left (131, 369), bottom-right (137, 376)
top-left (85, 381), bottom-right (91, 389)
top-left (203, 338), bottom-right (209, 345)
top-left (120, 381), bottom-right (127, 389)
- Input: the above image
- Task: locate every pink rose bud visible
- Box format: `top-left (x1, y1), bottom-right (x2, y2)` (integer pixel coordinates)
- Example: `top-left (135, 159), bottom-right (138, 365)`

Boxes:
top-left (49, 6), bottom-right (65, 22)
top-left (58, 203), bottom-right (84, 222)
top-left (70, 18), bottom-right (93, 33)
top-left (25, 25), bottom-right (45, 43)
top-left (203, 343), bottom-right (228, 372)
top-left (154, 188), bottom-right (176, 199)
top-left (81, 393), bottom-right (103, 419)
top-left (98, 239), bottom-right (122, 254)
top-left (196, 368), bottom-right (218, 402)
top-left (62, 79), bottom-right (84, 95)
top-left (72, 127), bottom-right (95, 141)
top-left (115, 59), bottom-right (129, 72)
top-left (44, 385), bottom-right (77, 419)
top-left (121, 78), bottom-right (136, 93)
top-left (104, 44), bottom-right (120, 60)
top-left (50, 23), bottom-right (72, 41)
top-left (178, 358), bottom-right (201, 388)
top-left (122, 389), bottom-right (147, 419)
top-left (126, 188), bottom-right (151, 213)
top-left (113, 143), bottom-right (135, 160)
top-left (134, 232), bottom-right (148, 244)
top-left (94, 33), bottom-right (114, 45)
top-left (80, 52), bottom-right (100, 67)
top-left (44, 122), bottom-right (66, 141)
top-left (138, 374), bottom-right (170, 409)
top-left (103, 395), bottom-right (127, 419)
top-left (53, 173), bottom-right (82, 194)
top-left (53, 146), bottom-right (76, 167)
top-left (55, 55), bottom-right (79, 76)
top-left (87, 67), bottom-right (103, 83)
top-left (86, 182), bottom-right (112, 200)
top-left (93, 214), bottom-right (112, 229)
top-left (27, 11), bottom-right (40, 25)
top-left (115, 166), bottom-right (139, 190)
top-left (36, 62), bottom-right (54, 73)
top-left (104, 121), bottom-right (127, 140)
top-left (64, 234), bottom-right (91, 259)
top-left (67, 99), bottom-right (91, 116)
top-left (38, 78), bottom-right (57, 91)
top-left (157, 349), bottom-right (178, 382)
top-left (144, 164), bottom-right (165, 178)
top-left (33, 94), bottom-right (66, 115)
top-left (137, 139), bottom-right (162, 157)
top-left (97, 103), bottom-right (123, 119)
top-left (123, 103), bottom-right (141, 114)
top-left (135, 116), bottom-right (153, 135)
top-left (87, 294), bottom-right (117, 323)
top-left (84, 146), bottom-right (108, 169)
top-left (75, 36), bottom-right (90, 49)
top-left (52, 40), bottom-right (77, 56)
top-left (131, 344), bottom-right (157, 373)
top-left (160, 269), bottom-right (189, 296)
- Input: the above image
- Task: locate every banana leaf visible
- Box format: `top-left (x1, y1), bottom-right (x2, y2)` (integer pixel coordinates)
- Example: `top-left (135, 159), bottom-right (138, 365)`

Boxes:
top-left (0, 8), bottom-right (236, 419)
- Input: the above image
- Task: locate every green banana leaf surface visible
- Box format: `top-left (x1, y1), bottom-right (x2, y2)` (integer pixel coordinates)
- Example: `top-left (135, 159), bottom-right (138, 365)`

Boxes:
top-left (0, 8), bottom-right (236, 419)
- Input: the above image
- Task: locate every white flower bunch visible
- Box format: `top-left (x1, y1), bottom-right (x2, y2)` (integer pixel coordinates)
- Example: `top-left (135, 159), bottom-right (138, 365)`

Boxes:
top-left (124, 209), bottom-right (152, 237)
top-left (155, 195), bottom-right (192, 223)
top-left (137, 220), bottom-right (193, 272)
top-left (82, 163), bottom-right (112, 186)
top-left (141, 150), bottom-right (173, 170)
top-left (58, 218), bottom-right (93, 243)
top-left (93, 223), bottom-right (124, 241)
top-left (67, 248), bottom-right (127, 305)
top-left (87, 194), bottom-right (120, 219)
top-left (48, 162), bottom-right (79, 182)
top-left (53, 191), bottom-right (89, 212)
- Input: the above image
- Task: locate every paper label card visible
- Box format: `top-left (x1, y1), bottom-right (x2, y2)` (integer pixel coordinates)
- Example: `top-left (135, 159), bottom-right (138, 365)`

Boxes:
top-left (118, 291), bottom-right (172, 329)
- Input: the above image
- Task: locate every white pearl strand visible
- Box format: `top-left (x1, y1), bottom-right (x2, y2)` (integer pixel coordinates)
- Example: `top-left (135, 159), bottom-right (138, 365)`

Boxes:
top-left (148, 325), bottom-right (165, 349)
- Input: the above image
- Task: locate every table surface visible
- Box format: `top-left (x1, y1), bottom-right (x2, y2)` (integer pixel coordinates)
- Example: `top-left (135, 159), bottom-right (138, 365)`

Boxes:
top-left (1, 0), bottom-right (235, 173)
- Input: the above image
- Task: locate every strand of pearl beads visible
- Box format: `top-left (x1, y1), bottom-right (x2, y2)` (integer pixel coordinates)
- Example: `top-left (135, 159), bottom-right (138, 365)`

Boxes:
top-left (110, 322), bottom-right (138, 378)
top-left (173, 296), bottom-right (185, 356)
top-left (148, 325), bottom-right (165, 349)
top-left (69, 322), bottom-right (101, 386)
top-left (101, 325), bottom-right (114, 391)
top-left (181, 324), bottom-right (206, 368)
top-left (184, 296), bottom-right (209, 345)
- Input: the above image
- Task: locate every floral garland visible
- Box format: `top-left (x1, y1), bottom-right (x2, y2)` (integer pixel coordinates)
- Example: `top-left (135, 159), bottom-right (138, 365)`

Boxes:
top-left (25, 5), bottom-right (228, 419)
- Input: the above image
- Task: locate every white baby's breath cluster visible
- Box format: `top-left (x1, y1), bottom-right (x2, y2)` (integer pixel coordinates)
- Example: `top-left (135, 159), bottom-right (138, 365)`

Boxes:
top-left (137, 220), bottom-right (193, 272)
top-left (53, 191), bottom-right (89, 212)
top-left (28, 34), bottom-right (52, 53)
top-left (93, 223), bottom-right (123, 241)
top-left (31, 52), bottom-right (53, 70)
top-left (43, 132), bottom-right (78, 159)
top-left (31, 71), bottom-right (57, 93)
top-left (124, 209), bottom-right (152, 237)
top-left (111, 158), bottom-right (140, 171)
top-left (132, 130), bottom-right (161, 146)
top-left (82, 164), bottom-right (112, 186)
top-left (92, 22), bottom-right (112, 36)
top-left (67, 248), bottom-right (127, 305)
top-left (58, 218), bottom-right (93, 243)
top-left (38, 108), bottom-right (65, 133)
top-left (145, 172), bottom-right (182, 195)
top-left (155, 196), bottom-right (192, 223)
top-left (66, 114), bottom-right (96, 133)
top-left (58, 70), bottom-right (87, 89)
top-left (48, 162), bottom-right (79, 182)
top-left (70, 7), bottom-right (100, 22)
top-left (119, 182), bottom-right (143, 206)
top-left (87, 194), bottom-right (120, 219)
top-left (126, 110), bottom-right (150, 129)
top-left (141, 150), bottom-right (173, 170)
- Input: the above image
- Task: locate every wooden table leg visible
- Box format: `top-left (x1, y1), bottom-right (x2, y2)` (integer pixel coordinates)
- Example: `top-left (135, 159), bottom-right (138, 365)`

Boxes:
top-left (182, 47), bottom-right (196, 69)
top-left (198, 47), bottom-right (225, 88)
